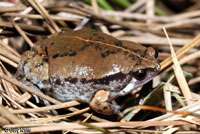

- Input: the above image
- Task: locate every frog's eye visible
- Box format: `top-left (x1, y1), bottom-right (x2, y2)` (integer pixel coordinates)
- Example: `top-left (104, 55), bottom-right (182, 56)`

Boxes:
top-left (35, 63), bottom-right (43, 68)
top-left (133, 69), bottom-right (147, 80)
top-left (154, 49), bottom-right (159, 58)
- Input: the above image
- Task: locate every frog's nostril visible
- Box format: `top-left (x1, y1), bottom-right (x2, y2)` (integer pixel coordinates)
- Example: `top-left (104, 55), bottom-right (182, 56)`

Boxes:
top-left (156, 64), bottom-right (161, 71)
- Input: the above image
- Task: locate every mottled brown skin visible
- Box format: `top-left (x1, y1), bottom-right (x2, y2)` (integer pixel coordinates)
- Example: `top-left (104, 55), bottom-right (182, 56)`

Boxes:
top-left (16, 28), bottom-right (160, 115)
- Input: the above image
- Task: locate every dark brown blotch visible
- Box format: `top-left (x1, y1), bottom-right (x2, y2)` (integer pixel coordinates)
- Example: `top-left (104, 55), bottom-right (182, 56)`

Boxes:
top-left (80, 79), bottom-right (88, 84)
top-left (55, 79), bottom-right (61, 85)
top-left (43, 57), bottom-right (49, 62)
top-left (79, 44), bottom-right (90, 51)
top-left (69, 50), bottom-right (77, 57)
top-left (98, 36), bottom-right (104, 41)
top-left (128, 54), bottom-right (136, 60)
top-left (44, 46), bottom-right (48, 55)
top-left (101, 53), bottom-right (106, 58)
top-left (101, 50), bottom-right (112, 58)
top-left (65, 77), bottom-right (78, 84)
top-left (124, 51), bottom-right (128, 55)
top-left (59, 52), bottom-right (68, 57)
top-left (103, 106), bottom-right (108, 110)
top-left (114, 40), bottom-right (122, 47)
top-left (52, 53), bottom-right (59, 59)
top-left (95, 44), bottom-right (102, 51)
top-left (110, 50), bottom-right (117, 54)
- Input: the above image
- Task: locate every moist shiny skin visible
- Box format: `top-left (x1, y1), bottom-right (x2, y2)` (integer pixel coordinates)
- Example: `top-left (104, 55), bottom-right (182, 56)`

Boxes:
top-left (16, 28), bottom-right (160, 115)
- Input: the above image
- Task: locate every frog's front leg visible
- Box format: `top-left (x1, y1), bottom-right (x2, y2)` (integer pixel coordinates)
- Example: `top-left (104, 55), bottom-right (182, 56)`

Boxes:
top-left (89, 90), bottom-right (120, 115)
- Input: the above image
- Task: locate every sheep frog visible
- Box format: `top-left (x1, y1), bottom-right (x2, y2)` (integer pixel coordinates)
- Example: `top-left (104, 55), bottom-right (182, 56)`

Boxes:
top-left (16, 28), bottom-right (160, 115)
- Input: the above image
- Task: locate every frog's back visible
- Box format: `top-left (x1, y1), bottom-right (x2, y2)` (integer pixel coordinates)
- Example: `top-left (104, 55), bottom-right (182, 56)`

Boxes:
top-left (38, 28), bottom-right (155, 80)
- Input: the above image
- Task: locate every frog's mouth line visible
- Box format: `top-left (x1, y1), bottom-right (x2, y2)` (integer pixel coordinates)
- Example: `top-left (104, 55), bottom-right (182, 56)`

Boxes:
top-left (108, 67), bottom-right (159, 100)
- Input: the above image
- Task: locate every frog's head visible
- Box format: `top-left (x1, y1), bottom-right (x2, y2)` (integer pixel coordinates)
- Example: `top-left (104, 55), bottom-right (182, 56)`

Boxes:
top-left (118, 46), bottom-right (160, 96)
top-left (16, 50), bottom-right (50, 89)
top-left (131, 46), bottom-right (160, 88)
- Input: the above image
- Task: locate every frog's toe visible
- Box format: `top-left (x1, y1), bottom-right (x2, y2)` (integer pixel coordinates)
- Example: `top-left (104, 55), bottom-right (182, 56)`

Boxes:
top-left (43, 99), bottom-right (58, 115)
top-left (111, 104), bottom-right (121, 114)
top-left (90, 101), bottom-right (121, 115)
top-left (89, 90), bottom-right (121, 115)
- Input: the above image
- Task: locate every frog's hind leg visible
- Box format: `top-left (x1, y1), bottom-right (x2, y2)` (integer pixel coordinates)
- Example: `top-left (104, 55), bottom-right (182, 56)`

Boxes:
top-left (89, 90), bottom-right (120, 115)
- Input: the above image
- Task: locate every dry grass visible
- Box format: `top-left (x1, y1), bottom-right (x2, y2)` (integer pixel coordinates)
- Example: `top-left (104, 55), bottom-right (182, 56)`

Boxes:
top-left (0, 0), bottom-right (200, 133)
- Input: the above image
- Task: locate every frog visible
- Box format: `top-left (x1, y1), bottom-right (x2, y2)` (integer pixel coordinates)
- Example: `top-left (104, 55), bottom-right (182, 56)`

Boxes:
top-left (16, 28), bottom-right (160, 115)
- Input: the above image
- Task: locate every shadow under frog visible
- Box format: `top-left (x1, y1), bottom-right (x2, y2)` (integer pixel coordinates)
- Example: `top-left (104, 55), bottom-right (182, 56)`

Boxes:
top-left (16, 28), bottom-right (160, 115)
